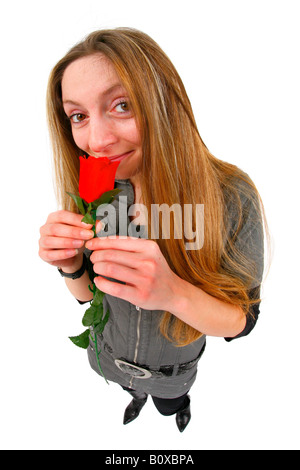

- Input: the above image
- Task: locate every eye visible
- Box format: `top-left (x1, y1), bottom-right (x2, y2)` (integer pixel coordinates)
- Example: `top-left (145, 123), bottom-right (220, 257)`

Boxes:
top-left (114, 101), bottom-right (130, 113)
top-left (69, 113), bottom-right (86, 123)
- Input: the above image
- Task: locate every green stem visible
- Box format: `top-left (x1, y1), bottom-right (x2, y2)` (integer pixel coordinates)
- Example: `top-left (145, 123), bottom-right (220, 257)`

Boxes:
top-left (89, 222), bottom-right (109, 383)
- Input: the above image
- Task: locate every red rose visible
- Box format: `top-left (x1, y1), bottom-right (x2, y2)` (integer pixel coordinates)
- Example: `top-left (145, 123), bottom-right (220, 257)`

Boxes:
top-left (79, 155), bottom-right (120, 203)
top-left (68, 154), bottom-right (121, 375)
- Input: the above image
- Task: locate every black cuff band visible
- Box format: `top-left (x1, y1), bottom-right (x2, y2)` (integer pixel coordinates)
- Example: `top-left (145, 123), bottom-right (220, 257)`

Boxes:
top-left (58, 253), bottom-right (87, 280)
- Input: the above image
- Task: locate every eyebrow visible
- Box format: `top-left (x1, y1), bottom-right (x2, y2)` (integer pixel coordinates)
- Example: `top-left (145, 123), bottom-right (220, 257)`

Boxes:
top-left (63, 83), bottom-right (125, 106)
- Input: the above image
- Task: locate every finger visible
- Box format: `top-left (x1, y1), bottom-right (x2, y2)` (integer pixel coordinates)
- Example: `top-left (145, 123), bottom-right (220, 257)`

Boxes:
top-left (46, 210), bottom-right (93, 228)
top-left (90, 248), bottom-right (142, 269)
top-left (39, 247), bottom-right (79, 263)
top-left (40, 223), bottom-right (94, 240)
top-left (95, 220), bottom-right (104, 234)
top-left (93, 261), bottom-right (140, 286)
top-left (39, 236), bottom-right (84, 250)
top-left (86, 236), bottom-right (156, 253)
top-left (94, 275), bottom-right (136, 302)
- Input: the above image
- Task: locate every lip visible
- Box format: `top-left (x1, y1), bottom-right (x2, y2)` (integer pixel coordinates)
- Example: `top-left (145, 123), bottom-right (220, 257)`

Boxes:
top-left (107, 150), bottom-right (134, 162)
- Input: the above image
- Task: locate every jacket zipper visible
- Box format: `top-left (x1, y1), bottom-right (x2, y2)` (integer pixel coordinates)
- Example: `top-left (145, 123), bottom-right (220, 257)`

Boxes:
top-left (129, 306), bottom-right (142, 388)
top-left (133, 306), bottom-right (142, 363)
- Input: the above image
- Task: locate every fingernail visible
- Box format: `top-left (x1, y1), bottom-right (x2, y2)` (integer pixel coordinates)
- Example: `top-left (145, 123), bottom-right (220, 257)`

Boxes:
top-left (81, 230), bottom-right (94, 239)
top-left (66, 249), bottom-right (78, 256)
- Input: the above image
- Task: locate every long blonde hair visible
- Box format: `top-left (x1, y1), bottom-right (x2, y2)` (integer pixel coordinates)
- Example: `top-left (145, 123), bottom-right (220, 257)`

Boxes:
top-left (47, 27), bottom-right (267, 346)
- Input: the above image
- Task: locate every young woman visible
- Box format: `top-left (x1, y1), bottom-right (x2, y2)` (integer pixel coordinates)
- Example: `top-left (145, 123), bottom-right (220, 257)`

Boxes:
top-left (39, 28), bottom-right (265, 432)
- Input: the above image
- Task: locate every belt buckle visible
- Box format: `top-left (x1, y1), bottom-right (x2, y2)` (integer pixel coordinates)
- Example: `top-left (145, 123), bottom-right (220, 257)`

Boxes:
top-left (114, 359), bottom-right (152, 379)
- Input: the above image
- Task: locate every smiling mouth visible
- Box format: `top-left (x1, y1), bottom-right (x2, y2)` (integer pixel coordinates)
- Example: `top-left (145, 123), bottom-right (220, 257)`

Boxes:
top-left (108, 150), bottom-right (133, 162)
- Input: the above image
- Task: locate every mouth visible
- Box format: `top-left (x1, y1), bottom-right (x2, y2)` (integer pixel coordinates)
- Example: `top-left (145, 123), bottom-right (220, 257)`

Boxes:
top-left (107, 150), bottom-right (134, 163)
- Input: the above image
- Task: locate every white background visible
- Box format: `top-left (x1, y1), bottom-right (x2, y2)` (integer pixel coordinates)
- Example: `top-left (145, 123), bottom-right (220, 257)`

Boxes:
top-left (1, 0), bottom-right (299, 450)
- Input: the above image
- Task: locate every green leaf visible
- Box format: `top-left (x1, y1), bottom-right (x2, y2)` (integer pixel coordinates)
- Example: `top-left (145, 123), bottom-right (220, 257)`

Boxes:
top-left (93, 309), bottom-right (110, 335)
top-left (91, 189), bottom-right (122, 209)
top-left (92, 288), bottom-right (105, 307)
top-left (81, 212), bottom-right (95, 225)
top-left (93, 322), bottom-right (104, 335)
top-left (67, 192), bottom-right (86, 216)
top-left (82, 304), bottom-right (98, 326)
top-left (69, 329), bottom-right (90, 349)
top-left (93, 303), bottom-right (104, 325)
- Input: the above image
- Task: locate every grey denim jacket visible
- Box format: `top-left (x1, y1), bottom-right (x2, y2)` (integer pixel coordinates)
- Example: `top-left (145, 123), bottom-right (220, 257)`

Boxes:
top-left (85, 178), bottom-right (264, 398)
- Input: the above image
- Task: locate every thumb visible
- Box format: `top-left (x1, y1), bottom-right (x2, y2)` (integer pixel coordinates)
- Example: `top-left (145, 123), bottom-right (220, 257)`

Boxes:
top-left (95, 220), bottom-right (104, 234)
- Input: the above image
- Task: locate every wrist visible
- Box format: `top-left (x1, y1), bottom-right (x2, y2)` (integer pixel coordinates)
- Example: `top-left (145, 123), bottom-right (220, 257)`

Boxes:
top-left (60, 253), bottom-right (83, 273)
top-left (58, 253), bottom-right (88, 280)
top-left (166, 275), bottom-right (190, 318)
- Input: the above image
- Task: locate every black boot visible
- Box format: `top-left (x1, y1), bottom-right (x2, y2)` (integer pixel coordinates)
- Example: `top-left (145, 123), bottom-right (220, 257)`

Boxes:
top-left (175, 395), bottom-right (191, 432)
top-left (123, 390), bottom-right (148, 425)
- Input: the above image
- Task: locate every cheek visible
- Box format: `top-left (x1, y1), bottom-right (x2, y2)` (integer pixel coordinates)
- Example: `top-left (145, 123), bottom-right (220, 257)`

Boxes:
top-left (71, 131), bottom-right (86, 151)
top-left (122, 120), bottom-right (142, 146)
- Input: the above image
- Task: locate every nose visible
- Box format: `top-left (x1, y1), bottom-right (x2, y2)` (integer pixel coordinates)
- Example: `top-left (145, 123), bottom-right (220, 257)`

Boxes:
top-left (88, 116), bottom-right (118, 154)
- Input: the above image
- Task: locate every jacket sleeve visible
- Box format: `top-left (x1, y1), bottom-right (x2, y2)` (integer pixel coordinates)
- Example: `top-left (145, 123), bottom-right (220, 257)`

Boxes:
top-left (224, 286), bottom-right (261, 342)
top-left (222, 175), bottom-right (264, 341)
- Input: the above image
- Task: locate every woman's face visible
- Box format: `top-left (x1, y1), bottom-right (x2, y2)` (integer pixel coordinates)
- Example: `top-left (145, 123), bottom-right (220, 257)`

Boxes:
top-left (61, 54), bottom-right (142, 183)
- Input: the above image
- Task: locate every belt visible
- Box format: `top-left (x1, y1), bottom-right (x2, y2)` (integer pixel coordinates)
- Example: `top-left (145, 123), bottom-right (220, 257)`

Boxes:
top-left (90, 340), bottom-right (206, 380)
top-left (114, 343), bottom-right (206, 380)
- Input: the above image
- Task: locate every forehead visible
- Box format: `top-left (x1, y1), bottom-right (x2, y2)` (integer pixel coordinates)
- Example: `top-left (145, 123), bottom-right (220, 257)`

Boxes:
top-left (61, 53), bottom-right (122, 99)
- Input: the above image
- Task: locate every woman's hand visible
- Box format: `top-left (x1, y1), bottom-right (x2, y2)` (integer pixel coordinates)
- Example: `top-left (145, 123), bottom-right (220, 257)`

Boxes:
top-left (78, 234), bottom-right (246, 337)
top-left (85, 236), bottom-right (180, 311)
top-left (39, 210), bottom-right (94, 270)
